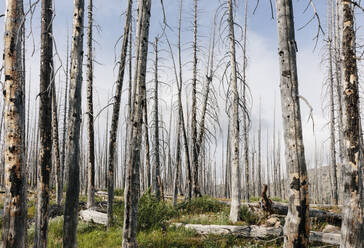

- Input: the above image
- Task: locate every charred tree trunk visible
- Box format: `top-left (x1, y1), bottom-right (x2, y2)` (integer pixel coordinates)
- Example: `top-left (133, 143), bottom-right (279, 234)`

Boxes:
top-left (122, 0), bottom-right (152, 247)
top-left (2, 0), bottom-right (27, 247)
top-left (52, 81), bottom-right (62, 207)
top-left (275, 0), bottom-right (310, 247)
top-left (86, 0), bottom-right (96, 209)
top-left (152, 37), bottom-right (161, 200)
top-left (339, 1), bottom-right (364, 247)
top-left (34, 0), bottom-right (54, 246)
top-left (191, 0), bottom-right (201, 198)
top-left (62, 0), bottom-right (85, 246)
top-left (107, 0), bottom-right (132, 227)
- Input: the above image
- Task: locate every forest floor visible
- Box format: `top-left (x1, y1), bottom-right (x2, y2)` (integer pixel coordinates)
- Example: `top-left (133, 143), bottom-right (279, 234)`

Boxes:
top-left (0, 191), bottom-right (339, 248)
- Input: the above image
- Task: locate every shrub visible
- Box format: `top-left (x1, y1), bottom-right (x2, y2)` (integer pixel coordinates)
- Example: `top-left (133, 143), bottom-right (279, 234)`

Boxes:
top-left (137, 190), bottom-right (176, 231)
top-left (114, 189), bottom-right (124, 196)
top-left (177, 197), bottom-right (225, 215)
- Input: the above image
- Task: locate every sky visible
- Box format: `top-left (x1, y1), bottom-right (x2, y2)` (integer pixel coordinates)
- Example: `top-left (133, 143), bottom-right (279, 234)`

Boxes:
top-left (0, 0), bottom-right (363, 185)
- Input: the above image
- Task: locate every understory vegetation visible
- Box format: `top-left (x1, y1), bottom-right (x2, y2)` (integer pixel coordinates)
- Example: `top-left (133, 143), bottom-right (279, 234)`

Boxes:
top-left (0, 192), bottom-right (331, 248)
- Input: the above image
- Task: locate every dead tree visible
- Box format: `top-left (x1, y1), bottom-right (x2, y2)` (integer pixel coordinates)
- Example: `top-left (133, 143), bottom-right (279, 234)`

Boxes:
top-left (107, 0), bottom-right (133, 227)
top-left (242, 0), bottom-right (250, 201)
top-left (275, 0), bottom-right (310, 247)
top-left (327, 0), bottom-right (339, 205)
top-left (35, 0), bottom-right (54, 246)
top-left (227, 0), bottom-right (241, 223)
top-left (122, 0), bottom-right (152, 247)
top-left (86, 0), bottom-right (96, 209)
top-left (152, 37), bottom-right (161, 200)
top-left (191, 0), bottom-right (201, 198)
top-left (52, 80), bottom-right (62, 206)
top-left (61, 34), bottom-right (69, 190)
top-left (62, 0), bottom-right (85, 246)
top-left (339, 1), bottom-right (364, 247)
top-left (2, 0), bottom-right (27, 246)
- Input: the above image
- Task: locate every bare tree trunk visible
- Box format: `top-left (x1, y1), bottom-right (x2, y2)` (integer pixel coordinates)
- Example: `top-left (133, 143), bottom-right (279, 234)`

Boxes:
top-left (275, 0), bottom-right (310, 246)
top-left (191, 0), bottom-right (201, 198)
top-left (242, 0), bottom-right (250, 202)
top-left (62, 0), bottom-right (85, 246)
top-left (61, 34), bottom-right (69, 190)
top-left (35, 0), bottom-right (54, 246)
top-left (339, 1), bottom-right (364, 247)
top-left (152, 37), bottom-right (161, 200)
top-left (52, 81), bottom-right (62, 207)
top-left (3, 0), bottom-right (27, 247)
top-left (258, 100), bottom-right (262, 196)
top-left (86, 0), bottom-right (96, 209)
top-left (122, 0), bottom-right (151, 247)
top-left (228, 0), bottom-right (241, 223)
top-left (107, 0), bottom-right (133, 227)
top-left (327, 0), bottom-right (339, 205)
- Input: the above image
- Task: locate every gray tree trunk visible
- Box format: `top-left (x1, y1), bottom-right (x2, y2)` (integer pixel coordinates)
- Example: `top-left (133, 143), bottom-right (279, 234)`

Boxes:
top-left (275, 0), bottom-right (310, 247)
top-left (62, 0), bottom-right (85, 246)
top-left (122, 0), bottom-right (152, 247)
top-left (327, 0), bottom-right (339, 205)
top-left (227, 0), bottom-right (241, 223)
top-left (107, 0), bottom-right (133, 227)
top-left (153, 37), bottom-right (161, 200)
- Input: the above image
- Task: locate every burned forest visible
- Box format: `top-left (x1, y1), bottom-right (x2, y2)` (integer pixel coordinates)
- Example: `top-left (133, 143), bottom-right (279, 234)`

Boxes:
top-left (0, 0), bottom-right (363, 247)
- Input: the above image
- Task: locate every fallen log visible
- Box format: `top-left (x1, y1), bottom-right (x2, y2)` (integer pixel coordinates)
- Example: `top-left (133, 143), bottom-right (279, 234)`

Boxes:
top-left (80, 209), bottom-right (107, 225)
top-left (243, 202), bottom-right (342, 225)
top-left (173, 223), bottom-right (340, 245)
top-left (173, 223), bottom-right (283, 238)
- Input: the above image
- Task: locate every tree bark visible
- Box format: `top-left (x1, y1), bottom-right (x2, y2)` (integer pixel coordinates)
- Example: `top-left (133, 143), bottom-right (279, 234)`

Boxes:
top-left (2, 0), bottom-right (27, 247)
top-left (339, 1), bottom-right (364, 247)
top-left (62, 0), bottom-right (85, 246)
top-left (327, 0), bottom-right (339, 205)
top-left (52, 80), bottom-right (62, 207)
top-left (191, 0), bottom-right (201, 198)
top-left (227, 0), bottom-right (241, 223)
top-left (107, 0), bottom-right (133, 227)
top-left (86, 0), bottom-right (96, 209)
top-left (152, 37), bottom-right (161, 200)
top-left (275, 0), bottom-right (310, 247)
top-left (34, 0), bottom-right (54, 246)
top-left (122, 0), bottom-right (151, 247)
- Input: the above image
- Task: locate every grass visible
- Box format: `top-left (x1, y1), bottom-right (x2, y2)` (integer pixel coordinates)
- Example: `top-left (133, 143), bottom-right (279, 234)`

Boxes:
top-left (0, 192), bottom-right (337, 248)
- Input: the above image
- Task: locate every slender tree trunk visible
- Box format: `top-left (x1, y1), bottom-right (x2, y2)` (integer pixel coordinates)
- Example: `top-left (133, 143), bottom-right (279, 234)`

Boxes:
top-left (152, 37), bottom-right (161, 200)
top-left (62, 0), bottom-right (85, 246)
top-left (35, 0), bottom-right (54, 246)
top-left (61, 34), bottom-right (69, 190)
top-left (107, 0), bottom-right (133, 227)
top-left (275, 0), bottom-right (310, 246)
top-left (328, 0), bottom-right (339, 205)
top-left (228, 0), bottom-right (241, 223)
top-left (258, 100), bottom-right (262, 196)
top-left (242, 0), bottom-right (250, 202)
top-left (122, 0), bottom-right (151, 247)
top-left (191, 0), bottom-right (201, 198)
top-left (3, 0), bottom-right (27, 247)
top-left (52, 81), bottom-right (62, 207)
top-left (86, 0), bottom-right (96, 209)
top-left (340, 1), bottom-right (364, 247)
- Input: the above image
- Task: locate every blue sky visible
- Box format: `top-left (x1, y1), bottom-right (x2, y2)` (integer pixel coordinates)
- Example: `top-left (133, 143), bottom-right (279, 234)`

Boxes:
top-left (1, 0), bottom-right (363, 184)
